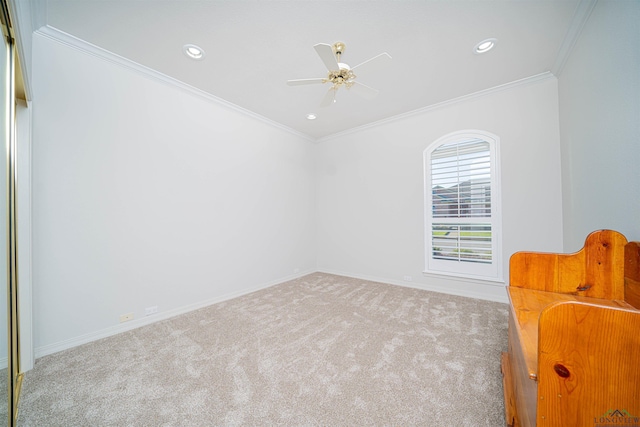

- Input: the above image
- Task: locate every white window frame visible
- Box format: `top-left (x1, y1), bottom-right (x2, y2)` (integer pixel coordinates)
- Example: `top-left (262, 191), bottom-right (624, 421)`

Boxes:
top-left (423, 130), bottom-right (503, 282)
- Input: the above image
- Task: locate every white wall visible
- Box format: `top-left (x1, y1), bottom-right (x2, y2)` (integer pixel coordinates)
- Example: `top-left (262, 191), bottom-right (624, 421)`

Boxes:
top-left (316, 77), bottom-right (564, 302)
top-left (31, 34), bottom-right (316, 355)
top-left (31, 31), bottom-right (564, 356)
top-left (558, 0), bottom-right (640, 250)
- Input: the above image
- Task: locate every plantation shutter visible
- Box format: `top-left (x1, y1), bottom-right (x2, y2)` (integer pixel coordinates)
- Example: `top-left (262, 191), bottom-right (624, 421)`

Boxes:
top-left (425, 133), bottom-right (501, 280)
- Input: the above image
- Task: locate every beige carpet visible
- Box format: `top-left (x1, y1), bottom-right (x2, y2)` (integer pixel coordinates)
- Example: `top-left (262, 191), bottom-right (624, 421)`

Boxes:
top-left (0, 368), bottom-right (6, 423)
top-left (17, 273), bottom-right (508, 426)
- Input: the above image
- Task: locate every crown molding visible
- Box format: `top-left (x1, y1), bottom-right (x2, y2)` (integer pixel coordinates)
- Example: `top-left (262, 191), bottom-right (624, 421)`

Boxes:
top-left (34, 11), bottom-right (578, 146)
top-left (34, 25), bottom-right (316, 143)
top-left (551, 0), bottom-right (598, 76)
top-left (8, 0), bottom-right (39, 100)
top-left (317, 71), bottom-right (556, 143)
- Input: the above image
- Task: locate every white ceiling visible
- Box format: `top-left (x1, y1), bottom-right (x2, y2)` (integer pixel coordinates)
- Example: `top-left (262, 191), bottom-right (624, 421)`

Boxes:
top-left (37, 0), bottom-right (584, 140)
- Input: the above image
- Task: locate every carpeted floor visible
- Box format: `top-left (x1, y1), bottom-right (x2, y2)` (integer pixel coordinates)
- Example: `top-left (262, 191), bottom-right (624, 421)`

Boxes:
top-left (0, 367), bottom-right (6, 423)
top-left (17, 273), bottom-right (509, 426)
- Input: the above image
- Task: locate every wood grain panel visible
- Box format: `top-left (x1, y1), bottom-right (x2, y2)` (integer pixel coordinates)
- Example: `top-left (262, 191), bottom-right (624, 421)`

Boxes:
top-left (507, 313), bottom-right (536, 427)
top-left (510, 230), bottom-right (627, 298)
top-left (501, 352), bottom-right (519, 427)
top-left (625, 242), bottom-right (640, 309)
top-left (581, 230), bottom-right (627, 299)
top-left (509, 253), bottom-right (559, 291)
top-left (507, 286), bottom-right (632, 380)
top-left (537, 302), bottom-right (640, 426)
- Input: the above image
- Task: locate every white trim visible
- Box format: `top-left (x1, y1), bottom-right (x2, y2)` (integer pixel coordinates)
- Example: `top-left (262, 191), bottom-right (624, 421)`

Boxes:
top-left (34, 269), bottom-right (316, 359)
top-left (422, 271), bottom-right (505, 286)
top-left (551, 0), bottom-right (598, 76)
top-left (9, 0), bottom-right (37, 100)
top-left (423, 130), bottom-right (503, 282)
top-left (32, 23), bottom-right (557, 145)
top-left (317, 72), bottom-right (555, 143)
top-left (34, 267), bottom-right (510, 358)
top-left (34, 25), bottom-right (315, 143)
top-left (317, 269), bottom-right (509, 304)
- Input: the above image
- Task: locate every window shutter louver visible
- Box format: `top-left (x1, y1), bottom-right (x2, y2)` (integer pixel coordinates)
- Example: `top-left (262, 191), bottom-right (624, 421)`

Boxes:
top-left (425, 133), bottom-right (501, 280)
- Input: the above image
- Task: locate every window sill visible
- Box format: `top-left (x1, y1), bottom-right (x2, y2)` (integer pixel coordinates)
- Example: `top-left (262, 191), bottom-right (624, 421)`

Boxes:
top-left (422, 270), bottom-right (505, 287)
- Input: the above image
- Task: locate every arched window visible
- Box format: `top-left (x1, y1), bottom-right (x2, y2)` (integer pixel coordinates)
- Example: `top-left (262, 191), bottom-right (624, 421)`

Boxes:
top-left (424, 131), bottom-right (502, 281)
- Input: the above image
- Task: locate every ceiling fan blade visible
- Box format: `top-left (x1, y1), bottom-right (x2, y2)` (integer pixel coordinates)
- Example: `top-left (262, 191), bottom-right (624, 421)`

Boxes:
top-left (351, 52), bottom-right (392, 73)
top-left (314, 43), bottom-right (339, 71)
top-left (287, 78), bottom-right (326, 86)
top-left (319, 87), bottom-right (337, 107)
top-left (349, 81), bottom-right (379, 100)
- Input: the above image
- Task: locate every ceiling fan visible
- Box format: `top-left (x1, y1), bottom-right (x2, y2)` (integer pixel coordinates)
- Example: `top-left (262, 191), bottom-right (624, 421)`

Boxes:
top-left (287, 42), bottom-right (391, 107)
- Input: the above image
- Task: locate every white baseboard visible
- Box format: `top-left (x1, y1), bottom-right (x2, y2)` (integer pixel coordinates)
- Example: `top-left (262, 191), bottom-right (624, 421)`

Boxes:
top-left (34, 269), bottom-right (316, 359)
top-left (316, 269), bottom-right (509, 304)
top-left (34, 268), bottom-right (507, 359)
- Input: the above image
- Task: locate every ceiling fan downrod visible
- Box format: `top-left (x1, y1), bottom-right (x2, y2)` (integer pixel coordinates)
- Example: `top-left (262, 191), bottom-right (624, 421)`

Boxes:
top-left (329, 42), bottom-right (356, 89)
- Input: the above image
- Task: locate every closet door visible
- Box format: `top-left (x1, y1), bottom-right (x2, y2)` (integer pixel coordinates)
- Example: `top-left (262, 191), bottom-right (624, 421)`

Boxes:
top-left (0, 1), bottom-right (20, 424)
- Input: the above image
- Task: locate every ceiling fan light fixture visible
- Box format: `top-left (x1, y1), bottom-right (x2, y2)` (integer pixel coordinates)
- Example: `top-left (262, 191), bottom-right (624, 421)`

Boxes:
top-left (183, 44), bottom-right (205, 60)
top-left (474, 38), bottom-right (497, 54)
top-left (287, 41), bottom-right (391, 107)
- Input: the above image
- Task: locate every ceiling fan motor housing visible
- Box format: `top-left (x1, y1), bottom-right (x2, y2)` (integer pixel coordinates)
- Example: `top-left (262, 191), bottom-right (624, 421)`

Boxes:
top-left (328, 63), bottom-right (356, 87)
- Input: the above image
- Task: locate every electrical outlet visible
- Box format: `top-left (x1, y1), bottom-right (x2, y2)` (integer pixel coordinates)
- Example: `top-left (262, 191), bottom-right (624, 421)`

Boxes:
top-left (119, 313), bottom-right (134, 323)
top-left (403, 275), bottom-right (413, 282)
top-left (144, 306), bottom-right (158, 316)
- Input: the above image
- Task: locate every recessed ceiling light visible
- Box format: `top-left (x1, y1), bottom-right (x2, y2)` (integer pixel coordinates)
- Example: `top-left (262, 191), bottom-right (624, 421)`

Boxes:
top-left (474, 38), bottom-right (497, 54)
top-left (306, 113), bottom-right (317, 120)
top-left (183, 44), bottom-right (205, 60)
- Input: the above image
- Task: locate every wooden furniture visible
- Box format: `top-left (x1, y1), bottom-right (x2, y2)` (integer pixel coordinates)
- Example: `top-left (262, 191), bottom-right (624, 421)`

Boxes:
top-left (501, 230), bottom-right (640, 427)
